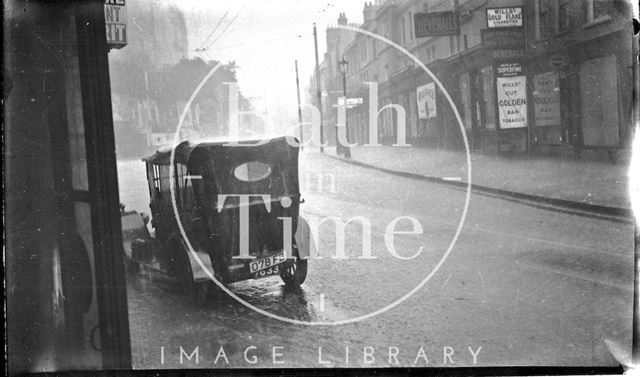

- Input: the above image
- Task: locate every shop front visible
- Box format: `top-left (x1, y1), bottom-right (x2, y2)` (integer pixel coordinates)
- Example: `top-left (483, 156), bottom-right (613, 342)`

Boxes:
top-left (440, 48), bottom-right (505, 155)
top-left (527, 28), bottom-right (633, 163)
top-left (391, 66), bottom-right (420, 146)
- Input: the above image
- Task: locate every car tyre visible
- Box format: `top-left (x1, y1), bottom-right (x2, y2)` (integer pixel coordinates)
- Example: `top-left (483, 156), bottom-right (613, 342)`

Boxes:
top-left (279, 247), bottom-right (307, 287)
top-left (171, 239), bottom-right (199, 304)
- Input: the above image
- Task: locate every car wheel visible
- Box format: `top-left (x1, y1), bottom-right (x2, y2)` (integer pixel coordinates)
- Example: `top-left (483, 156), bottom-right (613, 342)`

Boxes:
top-left (280, 248), bottom-right (307, 287)
top-left (194, 281), bottom-right (211, 306)
top-left (171, 239), bottom-right (198, 303)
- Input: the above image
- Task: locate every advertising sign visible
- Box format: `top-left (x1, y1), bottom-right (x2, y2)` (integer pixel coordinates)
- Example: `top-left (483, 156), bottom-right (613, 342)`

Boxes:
top-left (491, 48), bottom-right (525, 60)
top-left (496, 63), bottom-right (527, 129)
top-left (481, 28), bottom-right (525, 50)
top-left (414, 11), bottom-right (459, 37)
top-left (105, 0), bottom-right (127, 48)
top-left (487, 7), bottom-right (523, 28)
top-left (496, 62), bottom-right (524, 77)
top-left (416, 83), bottom-right (436, 119)
top-left (533, 72), bottom-right (561, 127)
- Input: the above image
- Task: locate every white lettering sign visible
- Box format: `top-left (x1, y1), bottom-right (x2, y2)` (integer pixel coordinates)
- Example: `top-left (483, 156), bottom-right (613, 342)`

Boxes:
top-left (416, 83), bottom-right (436, 119)
top-left (497, 75), bottom-right (527, 129)
top-left (487, 7), bottom-right (523, 28)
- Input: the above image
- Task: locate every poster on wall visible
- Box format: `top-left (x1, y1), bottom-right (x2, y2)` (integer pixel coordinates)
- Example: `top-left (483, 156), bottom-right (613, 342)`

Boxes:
top-left (496, 62), bottom-right (527, 129)
top-left (533, 72), bottom-right (561, 127)
top-left (416, 82), bottom-right (437, 119)
top-left (486, 7), bottom-right (523, 28)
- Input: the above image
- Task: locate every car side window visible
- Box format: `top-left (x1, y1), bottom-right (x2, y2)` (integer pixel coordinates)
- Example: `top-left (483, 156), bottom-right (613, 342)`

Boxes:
top-left (176, 163), bottom-right (195, 211)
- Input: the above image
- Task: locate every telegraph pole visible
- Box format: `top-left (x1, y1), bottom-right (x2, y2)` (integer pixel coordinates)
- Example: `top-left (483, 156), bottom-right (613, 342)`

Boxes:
top-left (632, 17), bottom-right (640, 367)
top-left (295, 60), bottom-right (304, 150)
top-left (144, 71), bottom-right (152, 147)
top-left (313, 23), bottom-right (325, 152)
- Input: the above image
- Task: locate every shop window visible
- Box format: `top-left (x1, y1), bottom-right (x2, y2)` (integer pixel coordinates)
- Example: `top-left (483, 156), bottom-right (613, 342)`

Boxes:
top-left (459, 73), bottom-right (472, 130)
top-left (579, 55), bottom-right (619, 147)
top-left (480, 66), bottom-right (496, 129)
top-left (558, 0), bottom-right (570, 31)
top-left (408, 11), bottom-right (413, 41)
top-left (538, 0), bottom-right (553, 39)
top-left (372, 33), bottom-right (377, 57)
top-left (409, 91), bottom-right (418, 138)
top-left (425, 45), bottom-right (436, 63)
top-left (449, 34), bottom-right (461, 56)
top-left (585, 0), bottom-right (612, 24)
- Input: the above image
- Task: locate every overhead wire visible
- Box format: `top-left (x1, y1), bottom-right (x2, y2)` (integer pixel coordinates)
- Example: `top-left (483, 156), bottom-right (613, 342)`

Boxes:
top-left (202, 10), bottom-right (242, 51)
top-left (195, 7), bottom-right (232, 51)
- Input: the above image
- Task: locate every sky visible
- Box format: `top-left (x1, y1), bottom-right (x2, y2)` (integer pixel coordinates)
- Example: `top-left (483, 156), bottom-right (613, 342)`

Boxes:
top-left (175, 0), bottom-right (369, 123)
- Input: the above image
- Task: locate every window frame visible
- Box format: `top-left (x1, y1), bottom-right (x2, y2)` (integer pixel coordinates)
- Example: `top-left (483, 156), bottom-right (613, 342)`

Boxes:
top-left (584, 0), bottom-right (613, 25)
top-left (558, 0), bottom-right (570, 32)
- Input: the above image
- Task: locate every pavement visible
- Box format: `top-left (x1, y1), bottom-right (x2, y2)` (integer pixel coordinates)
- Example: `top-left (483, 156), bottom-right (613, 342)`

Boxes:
top-left (327, 145), bottom-right (631, 210)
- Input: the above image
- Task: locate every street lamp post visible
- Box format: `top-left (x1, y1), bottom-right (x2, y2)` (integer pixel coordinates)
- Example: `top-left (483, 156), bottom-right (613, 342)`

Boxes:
top-left (338, 56), bottom-right (351, 158)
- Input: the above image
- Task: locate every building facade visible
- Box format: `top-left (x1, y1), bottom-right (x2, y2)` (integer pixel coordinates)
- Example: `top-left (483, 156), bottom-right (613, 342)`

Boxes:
top-left (108, 0), bottom-right (193, 157)
top-left (315, 0), bottom-right (634, 163)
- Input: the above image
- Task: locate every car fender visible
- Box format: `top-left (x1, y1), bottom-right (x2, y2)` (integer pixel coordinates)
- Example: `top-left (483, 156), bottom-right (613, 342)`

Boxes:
top-left (172, 236), bottom-right (215, 283)
top-left (295, 215), bottom-right (316, 259)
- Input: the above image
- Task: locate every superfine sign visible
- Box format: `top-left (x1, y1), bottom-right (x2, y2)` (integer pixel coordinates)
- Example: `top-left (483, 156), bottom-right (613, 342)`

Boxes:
top-left (496, 62), bottom-right (524, 77)
top-left (414, 11), bottom-right (459, 37)
top-left (487, 7), bottom-right (523, 28)
top-left (105, 0), bottom-right (127, 49)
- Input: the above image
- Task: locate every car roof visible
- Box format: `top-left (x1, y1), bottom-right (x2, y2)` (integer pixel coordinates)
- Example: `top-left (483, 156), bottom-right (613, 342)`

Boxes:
top-left (142, 136), bottom-right (299, 166)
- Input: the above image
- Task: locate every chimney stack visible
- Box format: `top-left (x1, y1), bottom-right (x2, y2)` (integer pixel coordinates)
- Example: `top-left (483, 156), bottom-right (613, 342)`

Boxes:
top-left (363, 2), bottom-right (377, 22)
top-left (338, 12), bottom-right (348, 25)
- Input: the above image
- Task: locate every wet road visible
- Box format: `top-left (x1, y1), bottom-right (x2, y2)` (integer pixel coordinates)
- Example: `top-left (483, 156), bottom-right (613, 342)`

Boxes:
top-left (118, 151), bottom-right (633, 368)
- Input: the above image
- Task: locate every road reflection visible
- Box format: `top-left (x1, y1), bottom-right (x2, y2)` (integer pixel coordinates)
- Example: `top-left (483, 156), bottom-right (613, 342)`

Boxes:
top-left (130, 272), bottom-right (315, 322)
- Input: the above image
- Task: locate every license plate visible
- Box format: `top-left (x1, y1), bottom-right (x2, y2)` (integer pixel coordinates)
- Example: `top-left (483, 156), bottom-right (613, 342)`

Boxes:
top-left (252, 265), bottom-right (280, 279)
top-left (249, 251), bottom-right (286, 273)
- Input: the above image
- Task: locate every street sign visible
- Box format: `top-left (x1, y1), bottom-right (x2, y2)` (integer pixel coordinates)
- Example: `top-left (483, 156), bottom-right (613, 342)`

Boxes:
top-left (333, 97), bottom-right (363, 109)
top-left (414, 11), bottom-right (459, 37)
top-left (105, 0), bottom-right (127, 49)
top-left (337, 97), bottom-right (363, 106)
top-left (549, 54), bottom-right (566, 71)
top-left (481, 28), bottom-right (524, 50)
top-left (487, 7), bottom-right (523, 28)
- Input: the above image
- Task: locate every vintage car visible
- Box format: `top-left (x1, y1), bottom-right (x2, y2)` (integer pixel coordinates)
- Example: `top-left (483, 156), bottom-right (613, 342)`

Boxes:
top-left (121, 136), bottom-right (313, 303)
